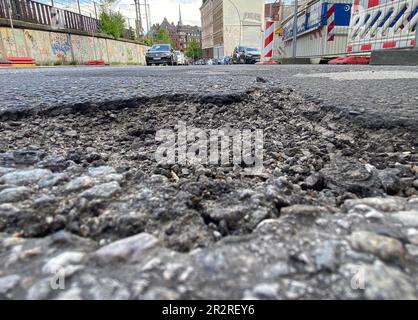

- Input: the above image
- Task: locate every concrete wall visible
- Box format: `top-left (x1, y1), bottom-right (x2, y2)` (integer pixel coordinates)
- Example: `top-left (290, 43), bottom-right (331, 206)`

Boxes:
top-left (223, 0), bottom-right (265, 57)
top-left (0, 27), bottom-right (148, 65)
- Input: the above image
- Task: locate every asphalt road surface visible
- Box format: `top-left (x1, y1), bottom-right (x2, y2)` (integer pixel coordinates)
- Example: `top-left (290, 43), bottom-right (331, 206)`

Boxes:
top-left (1, 64), bottom-right (418, 300)
top-left (1, 64), bottom-right (418, 130)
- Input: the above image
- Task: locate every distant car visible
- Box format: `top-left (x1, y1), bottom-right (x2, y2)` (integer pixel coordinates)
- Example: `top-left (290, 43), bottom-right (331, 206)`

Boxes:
top-left (146, 44), bottom-right (177, 66)
top-left (175, 51), bottom-right (186, 65)
top-left (218, 56), bottom-right (231, 65)
top-left (232, 46), bottom-right (261, 64)
top-left (195, 59), bottom-right (206, 65)
top-left (222, 56), bottom-right (232, 65)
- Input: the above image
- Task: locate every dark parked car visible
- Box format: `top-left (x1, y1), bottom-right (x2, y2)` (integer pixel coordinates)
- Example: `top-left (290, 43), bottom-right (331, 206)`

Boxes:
top-left (232, 46), bottom-right (261, 64)
top-left (146, 44), bottom-right (177, 66)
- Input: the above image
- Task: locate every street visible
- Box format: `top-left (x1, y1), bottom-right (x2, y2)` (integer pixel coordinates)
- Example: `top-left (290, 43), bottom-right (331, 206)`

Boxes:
top-left (1, 65), bottom-right (418, 130)
top-left (1, 64), bottom-right (418, 299)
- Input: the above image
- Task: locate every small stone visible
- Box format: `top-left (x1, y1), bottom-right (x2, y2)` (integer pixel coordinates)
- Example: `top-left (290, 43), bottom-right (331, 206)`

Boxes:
top-left (42, 251), bottom-right (85, 276)
top-left (79, 181), bottom-right (121, 199)
top-left (39, 173), bottom-right (68, 188)
top-left (86, 152), bottom-right (102, 162)
top-left (88, 166), bottom-right (115, 177)
top-left (363, 260), bottom-right (417, 299)
top-left (64, 176), bottom-right (94, 192)
top-left (406, 244), bottom-right (418, 256)
top-left (0, 187), bottom-right (31, 203)
top-left (92, 233), bottom-right (159, 264)
top-left (413, 180), bottom-right (418, 189)
top-left (342, 197), bottom-right (405, 213)
top-left (55, 287), bottom-right (82, 300)
top-left (246, 283), bottom-right (279, 299)
top-left (256, 76), bottom-right (267, 83)
top-left (0, 169), bottom-right (52, 186)
top-left (64, 130), bottom-right (78, 137)
top-left (406, 228), bottom-right (418, 245)
top-left (336, 220), bottom-right (351, 229)
top-left (0, 275), bottom-right (21, 296)
top-left (314, 241), bottom-right (340, 271)
top-left (392, 210), bottom-right (418, 227)
top-left (349, 231), bottom-right (405, 262)
top-left (378, 169), bottom-right (401, 195)
top-left (281, 205), bottom-right (335, 216)
top-left (304, 173), bottom-right (324, 190)
top-left (102, 174), bottom-right (124, 183)
top-left (0, 167), bottom-right (14, 176)
top-left (365, 210), bottom-right (385, 220)
top-left (26, 279), bottom-right (51, 300)
top-left (407, 198), bottom-right (418, 210)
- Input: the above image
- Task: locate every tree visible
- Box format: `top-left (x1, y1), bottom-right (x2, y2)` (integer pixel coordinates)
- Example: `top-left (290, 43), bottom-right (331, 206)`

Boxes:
top-left (155, 28), bottom-right (173, 45)
top-left (185, 39), bottom-right (202, 61)
top-left (142, 36), bottom-right (154, 46)
top-left (99, 11), bottom-right (126, 39)
top-left (129, 28), bottom-right (136, 41)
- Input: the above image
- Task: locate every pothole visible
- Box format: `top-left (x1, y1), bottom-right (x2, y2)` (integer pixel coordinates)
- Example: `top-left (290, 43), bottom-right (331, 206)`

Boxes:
top-left (0, 87), bottom-right (417, 252)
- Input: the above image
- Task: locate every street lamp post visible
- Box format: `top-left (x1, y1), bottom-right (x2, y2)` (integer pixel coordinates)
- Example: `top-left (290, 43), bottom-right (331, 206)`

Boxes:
top-left (226, 0), bottom-right (242, 47)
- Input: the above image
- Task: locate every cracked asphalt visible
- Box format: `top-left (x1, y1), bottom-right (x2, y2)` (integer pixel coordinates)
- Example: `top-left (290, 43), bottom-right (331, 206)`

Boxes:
top-left (1, 64), bottom-right (418, 300)
top-left (1, 64), bottom-right (418, 130)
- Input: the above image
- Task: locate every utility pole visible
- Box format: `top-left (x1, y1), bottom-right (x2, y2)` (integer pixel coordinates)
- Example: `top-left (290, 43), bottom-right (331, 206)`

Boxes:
top-left (147, 3), bottom-right (151, 31)
top-left (292, 0), bottom-right (298, 58)
top-left (94, 2), bottom-right (98, 20)
top-left (77, 0), bottom-right (84, 30)
top-left (77, 0), bottom-right (82, 15)
top-left (144, 0), bottom-right (149, 34)
top-left (415, 23), bottom-right (418, 49)
top-left (6, 0), bottom-right (19, 55)
top-left (134, 0), bottom-right (143, 39)
top-left (90, 13), bottom-right (98, 61)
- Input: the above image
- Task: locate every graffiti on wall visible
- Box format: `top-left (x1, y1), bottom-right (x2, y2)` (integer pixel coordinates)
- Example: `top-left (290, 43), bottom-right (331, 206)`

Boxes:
top-left (24, 30), bottom-right (53, 63)
top-left (0, 28), bottom-right (27, 57)
top-left (50, 32), bottom-right (71, 62)
top-left (71, 35), bottom-right (95, 63)
top-left (1, 27), bottom-right (148, 65)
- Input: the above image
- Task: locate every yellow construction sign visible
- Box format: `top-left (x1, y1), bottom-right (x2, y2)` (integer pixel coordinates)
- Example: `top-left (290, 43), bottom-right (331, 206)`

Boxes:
top-left (275, 27), bottom-right (283, 36)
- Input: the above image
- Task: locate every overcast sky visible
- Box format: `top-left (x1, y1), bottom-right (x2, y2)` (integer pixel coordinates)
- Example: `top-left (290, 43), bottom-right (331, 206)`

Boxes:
top-left (117, 0), bottom-right (203, 29)
top-left (47, 0), bottom-right (284, 31)
top-left (117, 0), bottom-right (281, 30)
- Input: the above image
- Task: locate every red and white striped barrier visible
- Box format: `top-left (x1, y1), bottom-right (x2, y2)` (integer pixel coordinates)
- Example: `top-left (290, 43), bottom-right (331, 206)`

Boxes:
top-left (347, 0), bottom-right (418, 53)
top-left (263, 21), bottom-right (275, 61)
top-left (327, 4), bottom-right (336, 42)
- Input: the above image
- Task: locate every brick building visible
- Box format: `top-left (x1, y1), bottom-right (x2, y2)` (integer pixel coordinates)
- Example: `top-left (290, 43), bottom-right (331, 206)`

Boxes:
top-left (148, 5), bottom-right (202, 52)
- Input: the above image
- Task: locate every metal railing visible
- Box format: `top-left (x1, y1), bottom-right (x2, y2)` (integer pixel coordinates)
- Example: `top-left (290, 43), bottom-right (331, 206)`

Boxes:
top-left (0, 0), bottom-right (134, 39)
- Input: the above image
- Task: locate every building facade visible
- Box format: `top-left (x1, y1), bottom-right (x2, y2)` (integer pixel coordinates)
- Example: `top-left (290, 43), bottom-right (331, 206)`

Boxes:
top-left (201, 0), bottom-right (214, 58)
top-left (149, 6), bottom-right (202, 52)
top-left (200, 0), bottom-right (265, 59)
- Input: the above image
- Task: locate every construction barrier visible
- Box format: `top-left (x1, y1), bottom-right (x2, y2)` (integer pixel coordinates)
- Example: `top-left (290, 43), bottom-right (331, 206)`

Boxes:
top-left (346, 0), bottom-right (418, 54)
top-left (3, 57), bottom-right (36, 67)
top-left (263, 20), bottom-right (276, 61)
top-left (280, 0), bottom-right (354, 59)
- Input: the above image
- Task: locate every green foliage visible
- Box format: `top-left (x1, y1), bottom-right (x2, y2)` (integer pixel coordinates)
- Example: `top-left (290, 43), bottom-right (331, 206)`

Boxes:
top-left (130, 29), bottom-right (137, 41)
top-left (185, 39), bottom-right (202, 61)
top-left (155, 28), bottom-right (173, 45)
top-left (142, 36), bottom-right (154, 46)
top-left (53, 60), bottom-right (63, 66)
top-left (69, 60), bottom-right (78, 66)
top-left (99, 11), bottom-right (126, 39)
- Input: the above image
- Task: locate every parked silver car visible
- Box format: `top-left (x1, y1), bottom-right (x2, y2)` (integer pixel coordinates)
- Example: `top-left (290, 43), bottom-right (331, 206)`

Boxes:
top-left (175, 51), bottom-right (186, 65)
